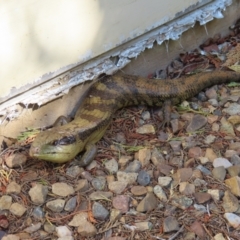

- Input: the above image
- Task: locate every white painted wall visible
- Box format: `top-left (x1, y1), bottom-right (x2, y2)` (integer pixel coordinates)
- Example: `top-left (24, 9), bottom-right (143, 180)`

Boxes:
top-left (0, 0), bottom-right (212, 99)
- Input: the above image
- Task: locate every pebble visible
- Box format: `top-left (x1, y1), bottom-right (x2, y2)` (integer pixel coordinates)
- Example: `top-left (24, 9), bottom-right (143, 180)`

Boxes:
top-left (46, 199), bottom-right (65, 212)
top-left (23, 223), bottom-right (41, 234)
top-left (224, 213), bottom-right (240, 228)
top-left (92, 202), bottom-right (109, 220)
top-left (207, 189), bottom-right (222, 201)
top-left (44, 222), bottom-right (56, 233)
top-left (188, 147), bottom-right (202, 158)
top-left (213, 158), bottom-right (232, 168)
top-left (64, 196), bottom-right (77, 212)
top-left (196, 165), bottom-right (211, 175)
top-left (136, 192), bottom-right (158, 212)
top-left (125, 160), bottom-right (142, 173)
top-left (231, 154), bottom-right (240, 165)
top-left (153, 185), bottom-right (167, 202)
top-left (205, 87), bottom-right (217, 99)
top-left (169, 141), bottom-right (181, 152)
top-left (91, 176), bottom-right (106, 190)
top-left (28, 184), bottom-right (48, 205)
top-left (207, 115), bottom-right (218, 124)
top-left (32, 206), bottom-right (44, 219)
top-left (6, 182), bottom-right (21, 194)
top-left (212, 122), bottom-right (220, 131)
top-left (135, 221), bottom-right (153, 231)
top-left (110, 209), bottom-right (122, 222)
top-left (170, 119), bottom-right (180, 133)
top-left (108, 181), bottom-right (127, 194)
top-left (190, 221), bottom-right (206, 238)
top-left (171, 195), bottom-right (193, 210)
top-left (204, 134), bottom-right (216, 144)
top-left (179, 182), bottom-right (195, 195)
top-left (208, 98), bottom-right (219, 107)
top-left (112, 195), bottom-right (130, 213)
top-left (136, 124), bottom-right (155, 134)
top-left (213, 233), bottom-right (226, 240)
top-left (89, 191), bottom-right (113, 200)
top-left (222, 190), bottom-right (239, 213)
top-left (197, 91), bottom-right (207, 101)
top-left (163, 216), bottom-right (179, 233)
top-left (220, 117), bottom-right (235, 136)
top-left (9, 203), bottom-right (26, 217)
top-left (77, 220), bottom-right (97, 237)
top-left (137, 170), bottom-right (150, 186)
top-left (131, 186), bottom-right (147, 196)
top-left (56, 226), bottom-right (72, 238)
top-left (212, 166), bottom-right (226, 181)
top-left (75, 179), bottom-right (89, 192)
top-left (158, 176), bottom-right (172, 187)
top-left (229, 142), bottom-right (240, 150)
top-left (223, 103), bottom-right (240, 115)
top-left (52, 183), bottom-right (74, 197)
top-left (141, 111), bottom-right (150, 120)
top-left (193, 178), bottom-right (207, 187)
top-left (117, 171), bottom-right (138, 185)
top-left (0, 196), bottom-right (12, 210)
top-left (2, 235), bottom-right (19, 240)
top-left (228, 115), bottom-right (240, 125)
top-left (138, 148), bottom-right (151, 166)
top-left (227, 165), bottom-right (240, 177)
top-left (104, 158), bottom-right (119, 173)
top-left (194, 192), bottom-right (211, 204)
top-left (5, 153), bottom-right (27, 168)
top-left (176, 168), bottom-right (193, 182)
top-left (118, 156), bottom-right (132, 168)
top-left (225, 176), bottom-right (240, 197)
top-left (66, 166), bottom-right (82, 178)
top-left (186, 115), bottom-right (207, 132)
top-left (225, 150), bottom-right (237, 158)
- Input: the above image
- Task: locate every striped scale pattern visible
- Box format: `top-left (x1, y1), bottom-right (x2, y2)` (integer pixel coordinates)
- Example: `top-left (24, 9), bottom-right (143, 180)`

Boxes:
top-left (30, 71), bottom-right (240, 164)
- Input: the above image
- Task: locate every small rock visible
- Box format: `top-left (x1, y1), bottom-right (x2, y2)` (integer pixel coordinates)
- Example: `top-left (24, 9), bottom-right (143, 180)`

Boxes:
top-left (136, 124), bottom-right (155, 134)
top-left (171, 195), bottom-right (193, 210)
top-left (75, 179), bottom-right (89, 192)
top-left (138, 148), bottom-right (151, 167)
top-left (186, 115), bottom-right (207, 132)
top-left (194, 192), bottom-right (211, 204)
top-left (52, 183), bottom-right (74, 197)
top-left (117, 171), bottom-right (138, 185)
top-left (224, 213), bottom-right (240, 228)
top-left (115, 132), bottom-right (126, 144)
top-left (220, 117), bottom-right (235, 136)
top-left (118, 156), bottom-right (132, 168)
top-left (5, 153), bottom-right (27, 168)
top-left (32, 206), bottom-right (44, 219)
top-left (125, 160), bottom-right (142, 173)
top-left (227, 165), bottom-right (240, 177)
top-left (131, 186), bottom-right (147, 196)
top-left (69, 212), bottom-right (88, 227)
top-left (104, 158), bottom-right (118, 173)
top-left (2, 235), bottom-right (19, 240)
top-left (137, 170), bottom-right (150, 186)
top-left (108, 181), bottom-right (127, 194)
top-left (91, 176), bottom-right (106, 190)
top-left (213, 158), bottom-right (232, 168)
top-left (196, 165), bottom-right (211, 175)
top-left (89, 191), bottom-right (113, 200)
top-left (169, 141), bottom-right (181, 152)
top-left (110, 209), bottom-right (122, 222)
top-left (136, 192), bottom-right (158, 212)
top-left (208, 99), bottom-right (219, 107)
top-left (64, 196), bottom-right (77, 212)
top-left (46, 199), bottom-right (65, 212)
top-left (212, 166), bottom-right (226, 181)
top-left (225, 150), bottom-right (237, 158)
top-left (44, 222), bottom-right (56, 233)
top-left (205, 148), bottom-right (217, 161)
top-left (205, 87), bottom-right (217, 99)
top-left (229, 142), bottom-right (240, 150)
top-left (225, 176), bottom-right (240, 197)
top-left (228, 115), bottom-right (240, 125)
top-left (66, 165), bottom-right (82, 178)
top-left (222, 190), bottom-right (239, 213)
top-left (112, 195), bottom-right (130, 213)
top-left (158, 176), bottom-right (172, 187)
top-left (24, 222), bottom-right (41, 233)
top-left (188, 147), bottom-right (202, 158)
top-left (190, 221), bottom-right (206, 238)
top-left (204, 134), bottom-right (216, 144)
top-left (207, 115), bottom-right (218, 124)
top-left (207, 189), bottom-right (222, 201)
top-left (0, 196), bottom-right (12, 210)
top-left (9, 203), bottom-right (26, 217)
top-left (141, 111), bottom-right (151, 120)
top-left (177, 168), bottom-right (193, 182)
top-left (92, 202), bottom-right (109, 220)
top-left (163, 216), bottom-right (179, 233)
top-left (77, 220), bottom-right (97, 237)
top-left (179, 182), bottom-right (195, 195)
top-left (170, 119), bottom-right (180, 133)
top-left (157, 163), bottom-right (173, 175)
top-left (56, 226), bottom-right (72, 238)
top-left (223, 103), bottom-right (240, 115)
top-left (198, 157), bottom-right (209, 165)
top-left (231, 154), bottom-right (240, 165)
top-left (212, 122), bottom-right (220, 131)
top-left (151, 148), bottom-right (165, 165)
top-left (193, 178), bottom-right (207, 187)
top-left (213, 233), bottom-right (226, 240)
top-left (6, 182), bottom-right (21, 194)
top-left (153, 185), bottom-right (167, 202)
top-left (134, 221), bottom-right (153, 231)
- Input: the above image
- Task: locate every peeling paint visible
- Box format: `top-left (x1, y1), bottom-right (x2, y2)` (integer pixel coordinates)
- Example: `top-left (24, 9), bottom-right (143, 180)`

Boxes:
top-left (0, 0), bottom-right (232, 124)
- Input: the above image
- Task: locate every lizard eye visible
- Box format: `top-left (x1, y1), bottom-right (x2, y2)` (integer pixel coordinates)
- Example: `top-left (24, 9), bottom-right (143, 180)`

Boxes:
top-left (52, 136), bottom-right (76, 146)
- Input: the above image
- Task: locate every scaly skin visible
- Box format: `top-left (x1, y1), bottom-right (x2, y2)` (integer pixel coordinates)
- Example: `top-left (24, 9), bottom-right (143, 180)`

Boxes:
top-left (29, 71), bottom-right (240, 166)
